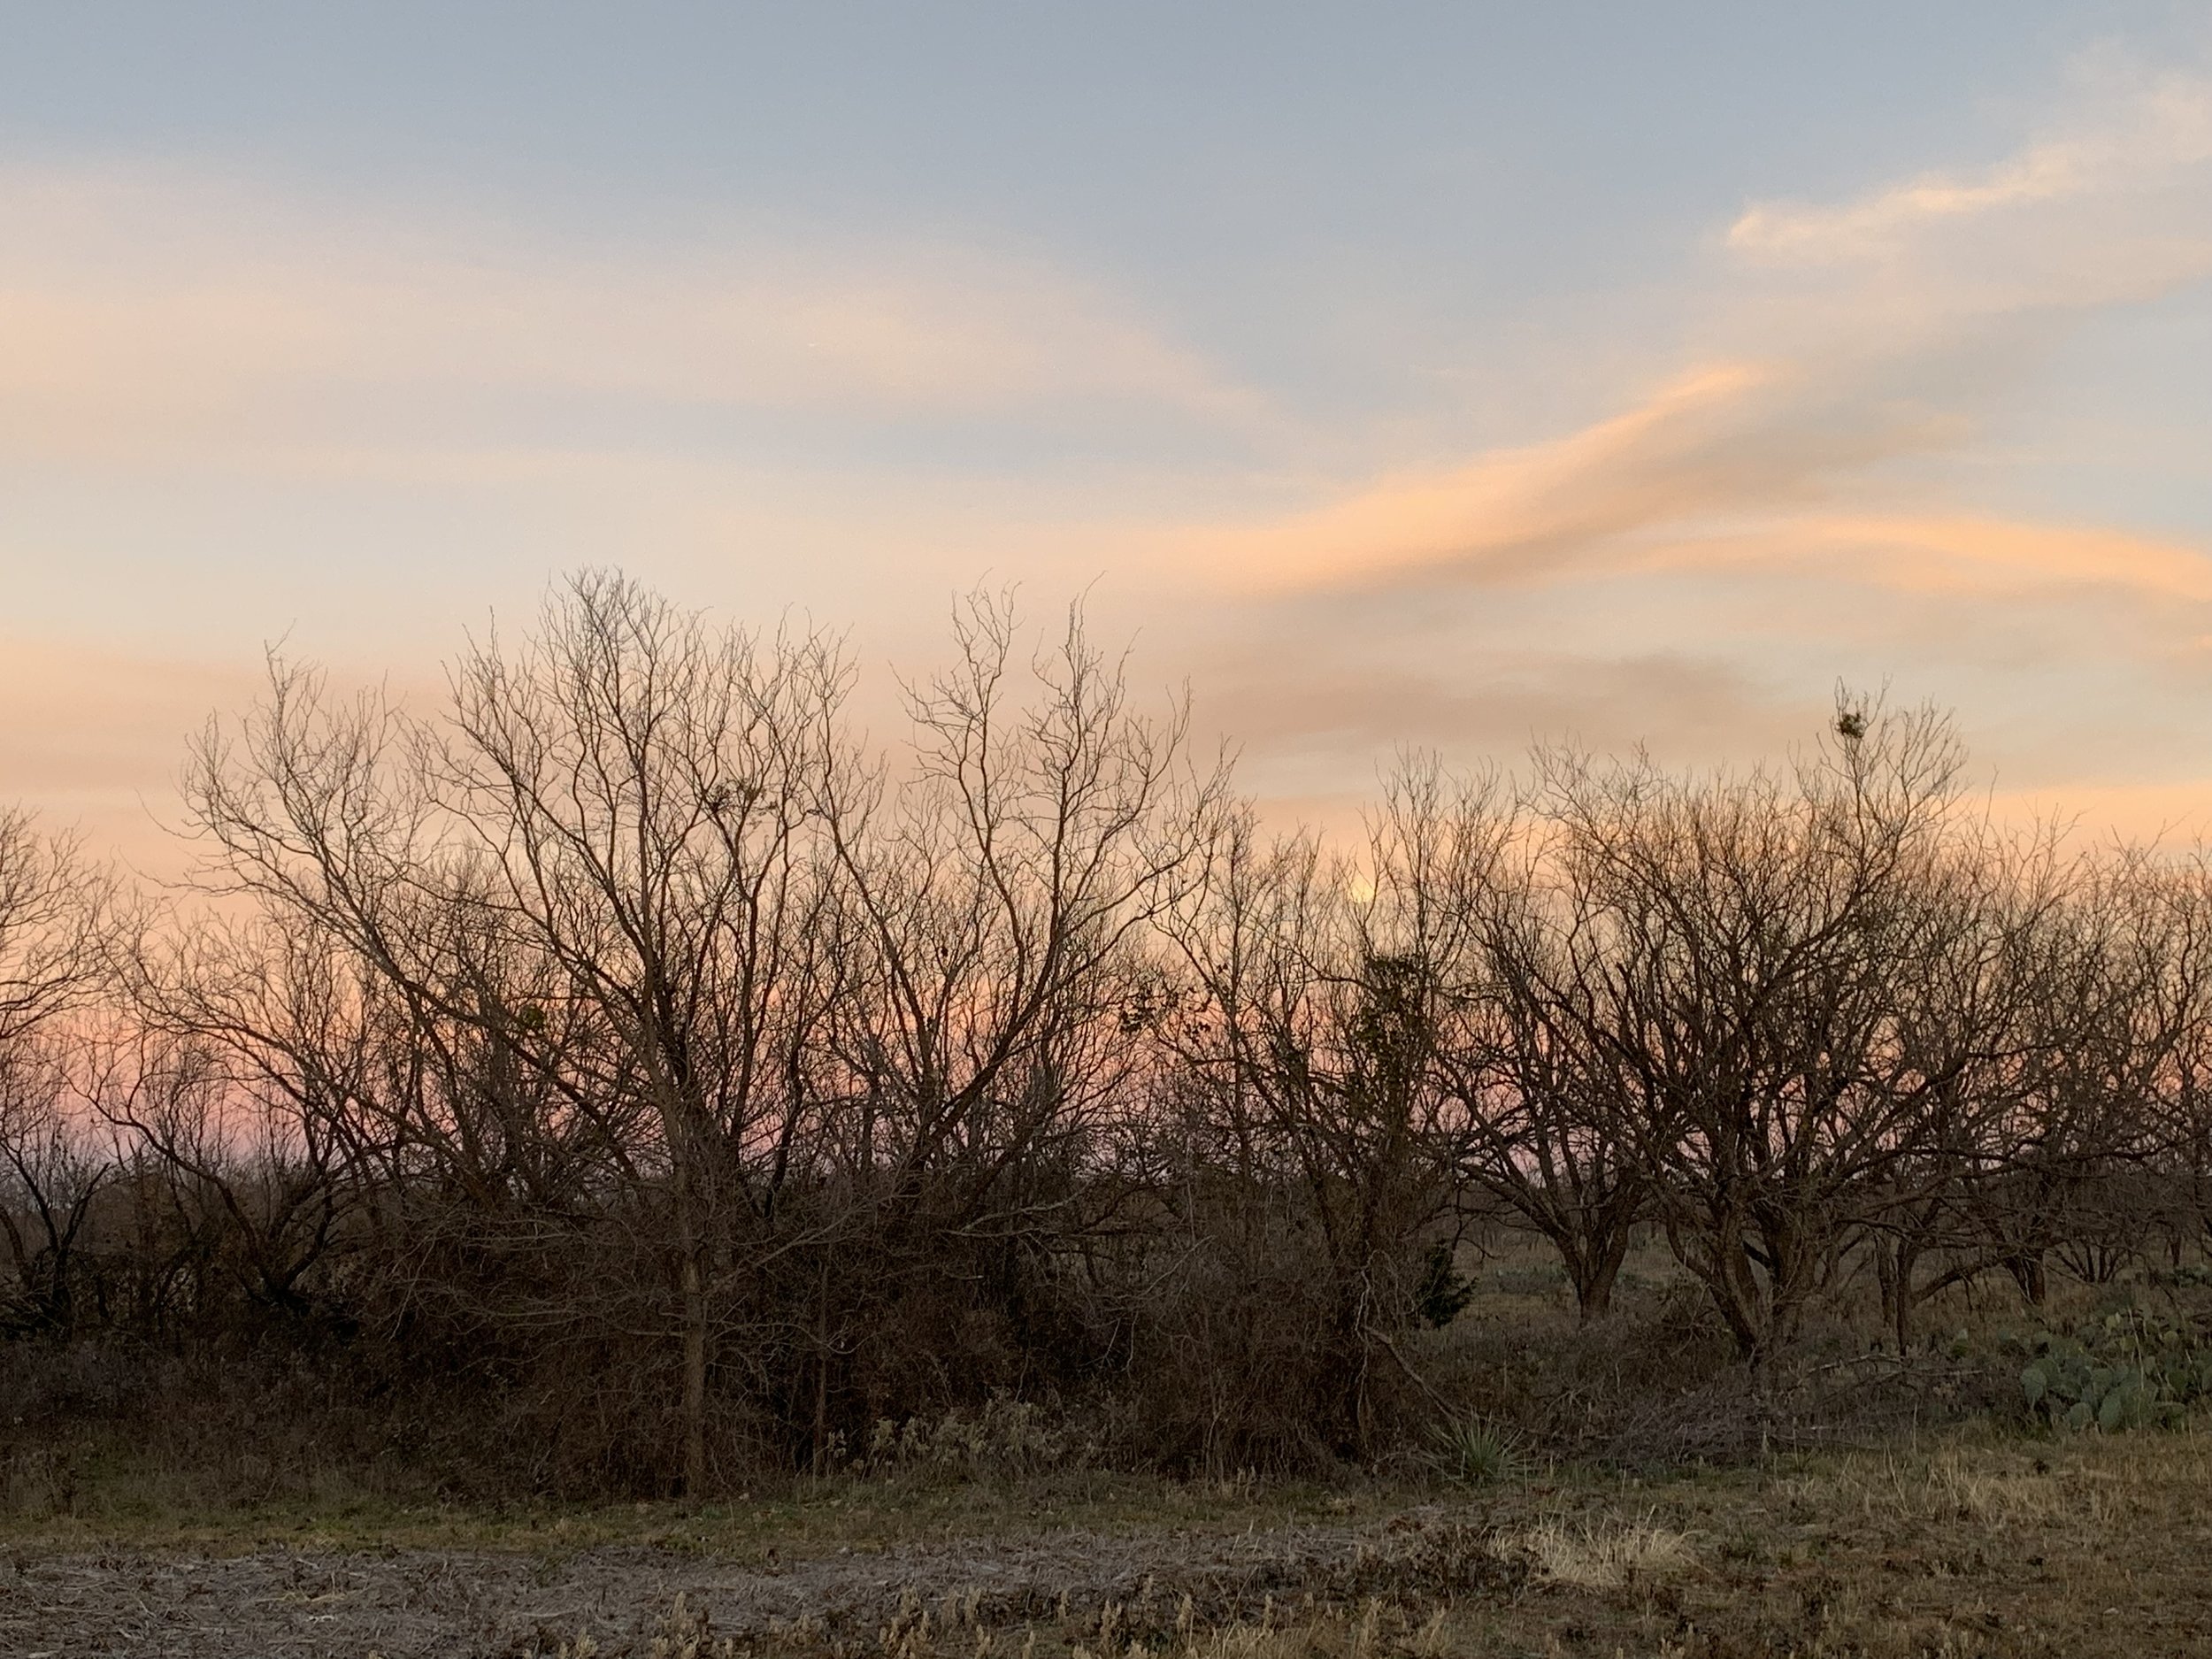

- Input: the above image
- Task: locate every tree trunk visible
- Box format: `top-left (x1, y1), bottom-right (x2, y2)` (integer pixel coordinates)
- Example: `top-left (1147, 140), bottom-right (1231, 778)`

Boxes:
top-left (1571, 1223), bottom-right (1632, 1323)
top-left (1893, 1240), bottom-right (1920, 1354)
top-left (677, 1218), bottom-right (709, 1498)
top-left (811, 1253), bottom-right (832, 1475)
top-left (2005, 1249), bottom-right (2047, 1308)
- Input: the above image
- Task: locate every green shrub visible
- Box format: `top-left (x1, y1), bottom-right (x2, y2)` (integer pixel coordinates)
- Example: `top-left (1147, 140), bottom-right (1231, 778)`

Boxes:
top-left (1412, 1242), bottom-right (1477, 1329)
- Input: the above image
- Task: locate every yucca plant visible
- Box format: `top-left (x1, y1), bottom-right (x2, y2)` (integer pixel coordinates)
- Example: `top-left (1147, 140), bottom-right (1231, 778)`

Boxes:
top-left (1426, 1413), bottom-right (1528, 1486)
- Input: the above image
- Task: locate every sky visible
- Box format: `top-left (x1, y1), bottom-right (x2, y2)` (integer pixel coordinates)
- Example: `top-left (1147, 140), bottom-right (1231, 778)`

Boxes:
top-left (7, 3), bottom-right (2212, 869)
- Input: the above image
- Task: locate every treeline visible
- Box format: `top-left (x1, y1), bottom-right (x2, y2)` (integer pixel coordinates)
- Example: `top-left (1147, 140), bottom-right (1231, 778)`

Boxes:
top-left (4, 572), bottom-right (2211, 1492)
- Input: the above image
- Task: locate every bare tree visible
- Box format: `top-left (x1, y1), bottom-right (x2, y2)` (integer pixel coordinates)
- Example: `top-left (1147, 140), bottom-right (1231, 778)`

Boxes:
top-left (812, 594), bottom-right (1223, 1450)
top-left (0, 809), bottom-right (118, 1046)
top-left (182, 572), bottom-right (849, 1494)
top-left (1164, 760), bottom-right (1494, 1452)
top-left (0, 809), bottom-right (124, 1338)
top-left (1514, 702), bottom-right (1992, 1359)
top-left (1441, 795), bottom-right (1647, 1322)
top-left (58, 569), bottom-right (2212, 1492)
top-left (1946, 850), bottom-right (2200, 1304)
top-left (0, 1040), bottom-right (115, 1336)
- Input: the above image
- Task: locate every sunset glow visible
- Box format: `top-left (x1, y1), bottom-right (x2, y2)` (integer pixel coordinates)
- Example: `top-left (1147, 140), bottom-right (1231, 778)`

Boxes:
top-left (9, 5), bottom-right (2212, 860)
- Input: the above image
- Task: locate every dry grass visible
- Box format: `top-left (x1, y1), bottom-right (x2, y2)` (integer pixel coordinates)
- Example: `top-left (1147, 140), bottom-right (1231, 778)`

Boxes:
top-left (538, 1434), bottom-right (2212, 1659)
top-left (1496, 1514), bottom-right (1697, 1589)
top-left (11, 1423), bottom-right (2212, 1655)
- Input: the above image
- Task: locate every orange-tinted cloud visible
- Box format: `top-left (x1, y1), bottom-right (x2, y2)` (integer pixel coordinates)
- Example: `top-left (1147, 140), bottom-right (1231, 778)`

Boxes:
top-left (1173, 362), bottom-right (1960, 592)
top-left (1164, 58), bottom-right (2212, 611)
top-left (1634, 514), bottom-right (2212, 604)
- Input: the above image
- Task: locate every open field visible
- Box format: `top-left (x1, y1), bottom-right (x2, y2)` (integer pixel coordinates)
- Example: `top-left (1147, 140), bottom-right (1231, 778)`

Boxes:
top-left (6, 1424), bottom-right (2212, 1657)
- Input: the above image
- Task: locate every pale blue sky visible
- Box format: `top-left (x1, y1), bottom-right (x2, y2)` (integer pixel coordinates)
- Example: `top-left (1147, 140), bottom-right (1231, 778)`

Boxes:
top-left (5, 4), bottom-right (2212, 861)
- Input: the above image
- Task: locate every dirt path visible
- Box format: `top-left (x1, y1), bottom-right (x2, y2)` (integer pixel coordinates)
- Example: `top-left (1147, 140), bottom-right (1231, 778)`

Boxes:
top-left (0, 1509), bottom-right (1509, 1657)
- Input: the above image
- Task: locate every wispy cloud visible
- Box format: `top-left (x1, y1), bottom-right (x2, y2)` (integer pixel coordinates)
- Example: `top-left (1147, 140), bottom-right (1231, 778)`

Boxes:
top-left (1112, 50), bottom-right (2212, 825)
top-left (1173, 55), bottom-right (2212, 614)
top-left (1179, 361), bottom-right (1958, 590)
top-left (1728, 66), bottom-right (2212, 265)
top-left (12, 49), bottom-right (2212, 855)
top-left (0, 163), bottom-right (1266, 467)
top-left (1627, 513), bottom-right (2212, 605)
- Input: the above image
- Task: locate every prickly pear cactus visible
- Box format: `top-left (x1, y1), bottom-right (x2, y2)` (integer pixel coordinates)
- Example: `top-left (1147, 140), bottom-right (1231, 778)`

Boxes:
top-left (2011, 1309), bottom-right (2212, 1433)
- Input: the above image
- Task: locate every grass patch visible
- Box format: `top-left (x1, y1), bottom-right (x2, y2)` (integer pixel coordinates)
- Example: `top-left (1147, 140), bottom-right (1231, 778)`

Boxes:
top-left (12, 1421), bottom-right (2212, 1655)
top-left (0, 1449), bottom-right (1407, 1556)
top-left (526, 1428), bottom-right (2212, 1655)
top-left (1497, 1514), bottom-right (1696, 1589)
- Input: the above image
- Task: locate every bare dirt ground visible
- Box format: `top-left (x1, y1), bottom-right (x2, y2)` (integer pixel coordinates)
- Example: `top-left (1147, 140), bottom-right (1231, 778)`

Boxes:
top-left (15, 1430), bottom-right (2212, 1658)
top-left (0, 1511), bottom-right (1502, 1658)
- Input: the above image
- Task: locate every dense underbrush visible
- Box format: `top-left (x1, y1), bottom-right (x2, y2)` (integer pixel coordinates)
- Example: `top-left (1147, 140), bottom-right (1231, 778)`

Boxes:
top-left (10, 1229), bottom-right (2211, 1528)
